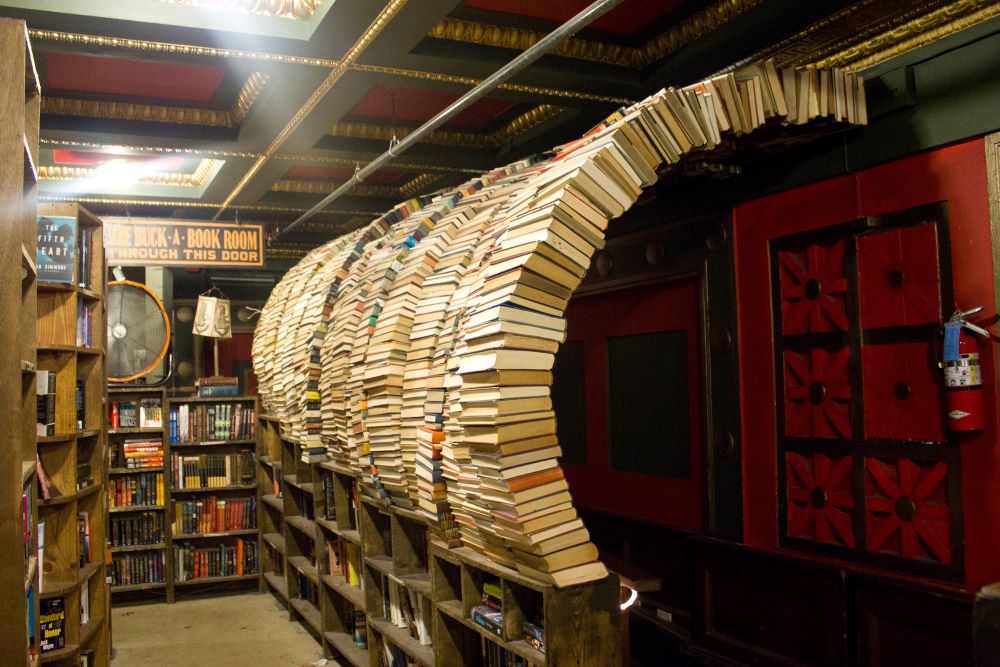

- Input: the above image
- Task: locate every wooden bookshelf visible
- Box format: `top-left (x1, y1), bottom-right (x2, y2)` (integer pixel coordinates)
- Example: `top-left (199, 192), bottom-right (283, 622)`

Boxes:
top-left (107, 386), bottom-right (169, 601)
top-left (165, 395), bottom-right (261, 599)
top-left (33, 199), bottom-right (110, 665)
top-left (1, 17), bottom-right (40, 667)
top-left (260, 425), bottom-right (621, 666)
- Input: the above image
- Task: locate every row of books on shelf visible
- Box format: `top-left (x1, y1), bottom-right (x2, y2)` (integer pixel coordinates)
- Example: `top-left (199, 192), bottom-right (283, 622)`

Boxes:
top-left (373, 633), bottom-right (429, 667)
top-left (171, 452), bottom-right (256, 489)
top-left (110, 398), bottom-right (162, 429)
top-left (76, 301), bottom-right (95, 348)
top-left (328, 539), bottom-right (362, 587)
top-left (296, 573), bottom-right (319, 607)
top-left (169, 401), bottom-right (255, 443)
top-left (36, 371), bottom-right (88, 435)
top-left (172, 496), bottom-right (257, 536)
top-left (77, 225), bottom-right (96, 290)
top-left (117, 439), bottom-right (163, 469)
top-left (35, 214), bottom-right (94, 288)
top-left (195, 376), bottom-right (240, 398)
top-left (380, 572), bottom-right (432, 646)
top-left (173, 540), bottom-right (259, 581)
top-left (468, 579), bottom-right (545, 654)
top-left (321, 471), bottom-right (359, 527)
top-left (109, 472), bottom-right (164, 508)
top-left (111, 551), bottom-right (166, 587)
top-left (78, 510), bottom-right (93, 567)
top-left (110, 512), bottom-right (163, 547)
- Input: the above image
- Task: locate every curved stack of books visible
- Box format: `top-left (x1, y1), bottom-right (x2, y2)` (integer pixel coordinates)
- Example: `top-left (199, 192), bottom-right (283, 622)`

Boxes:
top-left (253, 59), bottom-right (868, 587)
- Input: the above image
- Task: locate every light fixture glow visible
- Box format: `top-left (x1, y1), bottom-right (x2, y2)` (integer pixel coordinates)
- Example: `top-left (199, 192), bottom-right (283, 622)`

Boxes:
top-left (620, 585), bottom-right (638, 611)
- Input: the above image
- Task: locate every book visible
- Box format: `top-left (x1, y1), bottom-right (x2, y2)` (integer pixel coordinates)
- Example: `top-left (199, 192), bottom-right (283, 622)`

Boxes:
top-left (36, 215), bottom-right (76, 284)
top-left (39, 596), bottom-right (65, 653)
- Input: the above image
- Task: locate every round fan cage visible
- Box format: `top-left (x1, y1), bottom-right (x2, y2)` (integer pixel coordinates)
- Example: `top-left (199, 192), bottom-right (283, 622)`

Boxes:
top-left (107, 280), bottom-right (171, 382)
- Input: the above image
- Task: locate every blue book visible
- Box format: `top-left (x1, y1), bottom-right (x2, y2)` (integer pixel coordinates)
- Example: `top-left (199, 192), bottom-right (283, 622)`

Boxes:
top-left (36, 215), bottom-right (76, 284)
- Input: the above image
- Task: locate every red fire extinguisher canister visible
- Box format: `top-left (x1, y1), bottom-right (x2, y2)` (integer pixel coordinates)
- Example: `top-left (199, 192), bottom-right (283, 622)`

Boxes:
top-left (941, 307), bottom-right (989, 432)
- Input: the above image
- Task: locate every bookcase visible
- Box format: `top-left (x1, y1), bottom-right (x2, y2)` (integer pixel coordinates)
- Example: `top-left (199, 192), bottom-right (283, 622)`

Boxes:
top-left (259, 418), bottom-right (620, 667)
top-left (107, 386), bottom-right (169, 599)
top-left (34, 201), bottom-right (110, 665)
top-left (0, 16), bottom-right (41, 667)
top-left (108, 392), bottom-right (260, 602)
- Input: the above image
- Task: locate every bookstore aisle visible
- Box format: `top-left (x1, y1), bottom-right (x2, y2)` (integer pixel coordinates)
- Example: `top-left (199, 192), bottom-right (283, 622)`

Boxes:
top-left (112, 593), bottom-right (324, 667)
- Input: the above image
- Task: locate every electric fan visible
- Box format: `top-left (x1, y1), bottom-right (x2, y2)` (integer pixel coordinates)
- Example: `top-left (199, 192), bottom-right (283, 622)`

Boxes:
top-left (107, 280), bottom-right (171, 383)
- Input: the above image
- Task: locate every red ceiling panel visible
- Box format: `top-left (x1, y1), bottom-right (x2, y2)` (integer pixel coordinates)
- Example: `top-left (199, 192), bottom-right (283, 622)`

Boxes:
top-left (52, 150), bottom-right (185, 171)
top-left (463, 0), bottom-right (690, 37)
top-left (45, 53), bottom-right (226, 103)
top-left (284, 166), bottom-right (405, 184)
top-left (349, 86), bottom-right (515, 130)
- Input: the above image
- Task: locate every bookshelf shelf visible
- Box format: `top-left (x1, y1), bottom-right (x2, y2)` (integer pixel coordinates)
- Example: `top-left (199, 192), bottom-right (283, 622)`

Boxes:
top-left (262, 532), bottom-right (286, 554)
top-left (20, 241), bottom-right (35, 277)
top-left (172, 395), bottom-right (258, 404)
top-left (321, 573), bottom-right (365, 609)
top-left (171, 484), bottom-right (257, 493)
top-left (369, 616), bottom-right (435, 667)
top-left (37, 432), bottom-right (76, 444)
top-left (322, 630), bottom-right (369, 667)
top-left (110, 582), bottom-right (166, 593)
top-left (287, 515), bottom-right (317, 538)
top-left (262, 494), bottom-right (284, 513)
top-left (173, 574), bottom-right (259, 587)
top-left (290, 598), bottom-right (322, 633)
top-left (109, 544), bottom-right (167, 553)
top-left (40, 578), bottom-right (77, 599)
top-left (284, 474), bottom-right (316, 494)
top-left (174, 529), bottom-right (258, 540)
top-left (36, 280), bottom-right (74, 293)
top-left (109, 467), bottom-right (163, 475)
top-left (264, 572), bottom-right (288, 601)
top-left (76, 287), bottom-right (101, 301)
top-left (288, 556), bottom-right (319, 585)
top-left (109, 427), bottom-right (164, 435)
top-left (39, 644), bottom-right (78, 664)
top-left (108, 505), bottom-right (164, 513)
top-left (171, 439), bottom-right (256, 448)
top-left (366, 555), bottom-right (395, 578)
top-left (80, 617), bottom-right (102, 646)
top-left (22, 460), bottom-right (35, 486)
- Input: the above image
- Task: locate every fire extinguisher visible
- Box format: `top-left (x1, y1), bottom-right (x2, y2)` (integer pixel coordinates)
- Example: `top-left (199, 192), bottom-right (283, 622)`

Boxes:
top-left (940, 306), bottom-right (990, 431)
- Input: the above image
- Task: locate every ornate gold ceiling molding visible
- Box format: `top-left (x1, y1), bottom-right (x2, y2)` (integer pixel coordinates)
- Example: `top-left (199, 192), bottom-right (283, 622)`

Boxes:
top-left (214, 0), bottom-right (409, 218)
top-left (812, 0), bottom-right (1000, 70)
top-left (430, 0), bottom-right (766, 69)
top-left (38, 158), bottom-right (223, 187)
top-left (153, 0), bottom-right (320, 20)
top-left (330, 103), bottom-right (565, 150)
top-left (42, 71), bottom-right (269, 128)
top-left (397, 172), bottom-right (440, 197)
top-left (273, 153), bottom-right (486, 174)
top-left (29, 29), bottom-right (630, 104)
top-left (272, 179), bottom-right (403, 198)
top-left (38, 194), bottom-right (382, 216)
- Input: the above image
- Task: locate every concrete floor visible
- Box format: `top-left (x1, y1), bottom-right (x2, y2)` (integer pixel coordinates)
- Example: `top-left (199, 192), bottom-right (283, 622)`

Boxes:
top-left (111, 593), bottom-right (328, 667)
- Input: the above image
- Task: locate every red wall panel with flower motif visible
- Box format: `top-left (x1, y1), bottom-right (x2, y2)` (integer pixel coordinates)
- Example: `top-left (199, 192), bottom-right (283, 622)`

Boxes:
top-left (734, 139), bottom-right (997, 591)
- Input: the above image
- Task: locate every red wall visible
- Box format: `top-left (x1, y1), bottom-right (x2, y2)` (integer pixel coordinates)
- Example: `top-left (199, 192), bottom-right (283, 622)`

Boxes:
top-left (734, 139), bottom-right (998, 591)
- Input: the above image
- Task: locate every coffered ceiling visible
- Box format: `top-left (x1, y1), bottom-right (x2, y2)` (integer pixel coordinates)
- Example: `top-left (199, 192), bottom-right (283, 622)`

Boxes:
top-left (1, 0), bottom-right (996, 258)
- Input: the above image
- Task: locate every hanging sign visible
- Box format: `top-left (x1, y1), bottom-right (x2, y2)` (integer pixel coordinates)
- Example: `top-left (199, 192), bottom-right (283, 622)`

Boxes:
top-left (103, 218), bottom-right (264, 268)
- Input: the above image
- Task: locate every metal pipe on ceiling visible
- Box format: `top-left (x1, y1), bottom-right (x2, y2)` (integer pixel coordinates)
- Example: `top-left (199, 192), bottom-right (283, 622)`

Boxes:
top-left (278, 0), bottom-right (627, 240)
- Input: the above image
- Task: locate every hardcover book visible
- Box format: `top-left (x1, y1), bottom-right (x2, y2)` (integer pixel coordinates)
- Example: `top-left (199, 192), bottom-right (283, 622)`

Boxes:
top-left (39, 596), bottom-right (65, 653)
top-left (36, 215), bottom-right (76, 284)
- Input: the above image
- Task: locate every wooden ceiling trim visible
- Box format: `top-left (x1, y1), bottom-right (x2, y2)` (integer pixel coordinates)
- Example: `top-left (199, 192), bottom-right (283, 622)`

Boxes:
top-left (271, 171), bottom-right (442, 198)
top-left (30, 30), bottom-right (635, 104)
top-left (212, 0), bottom-right (409, 218)
top-left (328, 103), bottom-right (565, 149)
top-left (429, 0), bottom-right (766, 69)
top-left (153, 0), bottom-right (321, 20)
top-left (40, 70), bottom-right (269, 127)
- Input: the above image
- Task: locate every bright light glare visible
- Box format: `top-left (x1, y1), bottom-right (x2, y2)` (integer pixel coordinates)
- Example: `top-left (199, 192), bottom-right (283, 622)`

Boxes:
top-left (620, 585), bottom-right (638, 611)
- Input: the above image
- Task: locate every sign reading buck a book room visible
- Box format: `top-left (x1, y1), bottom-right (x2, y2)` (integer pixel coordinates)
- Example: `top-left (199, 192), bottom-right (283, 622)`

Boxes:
top-left (104, 218), bottom-right (264, 268)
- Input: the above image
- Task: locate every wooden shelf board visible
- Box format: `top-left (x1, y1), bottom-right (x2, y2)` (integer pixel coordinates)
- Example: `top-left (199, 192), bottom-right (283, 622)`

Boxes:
top-left (440, 545), bottom-right (546, 592)
top-left (171, 439), bottom-right (256, 448)
top-left (171, 484), bottom-right (257, 493)
top-left (24, 556), bottom-right (37, 593)
top-left (20, 242), bottom-right (36, 279)
top-left (437, 599), bottom-right (545, 664)
top-left (79, 559), bottom-right (102, 583)
top-left (316, 517), bottom-right (339, 534)
top-left (174, 529), bottom-right (257, 540)
top-left (40, 577), bottom-right (78, 599)
top-left (507, 639), bottom-right (547, 665)
top-left (400, 572), bottom-right (432, 597)
top-left (39, 492), bottom-right (77, 507)
top-left (287, 556), bottom-right (319, 585)
top-left (319, 460), bottom-right (355, 477)
top-left (366, 556), bottom-right (395, 578)
top-left (22, 460), bottom-right (36, 486)
top-left (37, 433), bottom-right (76, 444)
top-left (369, 616), bottom-right (435, 667)
top-left (109, 427), bottom-right (164, 435)
top-left (76, 287), bottom-right (101, 301)
top-left (109, 467), bottom-right (164, 475)
top-left (39, 644), bottom-right (79, 664)
top-left (321, 573), bottom-right (365, 609)
top-left (259, 413), bottom-right (280, 422)
top-left (174, 573), bottom-right (259, 587)
top-left (76, 482), bottom-right (101, 502)
top-left (109, 505), bottom-right (164, 513)
top-left (262, 494), bottom-right (284, 513)
top-left (80, 617), bottom-right (103, 646)
top-left (283, 474), bottom-right (316, 494)
top-left (76, 346), bottom-right (101, 356)
top-left (109, 543), bottom-right (166, 553)
top-left (257, 455), bottom-right (277, 468)
top-left (111, 581), bottom-right (166, 593)
top-left (36, 280), bottom-right (74, 293)
top-left (262, 532), bottom-right (286, 554)
top-left (286, 515), bottom-right (317, 539)
top-left (339, 528), bottom-right (362, 546)
top-left (78, 429), bottom-right (100, 439)
top-left (109, 386), bottom-right (165, 394)
top-left (323, 630), bottom-right (369, 667)
top-left (263, 571), bottom-right (288, 601)
top-left (290, 598), bottom-right (322, 634)
top-left (169, 396), bottom-right (256, 404)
